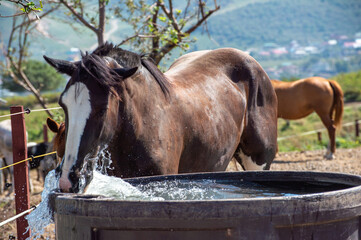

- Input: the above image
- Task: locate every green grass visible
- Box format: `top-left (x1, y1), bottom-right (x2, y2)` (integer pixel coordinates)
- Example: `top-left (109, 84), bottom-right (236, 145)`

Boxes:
top-left (277, 103), bottom-right (361, 152)
top-left (0, 94), bottom-right (64, 143)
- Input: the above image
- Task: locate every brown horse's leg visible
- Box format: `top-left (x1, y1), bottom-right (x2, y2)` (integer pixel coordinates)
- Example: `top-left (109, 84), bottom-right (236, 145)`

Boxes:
top-left (316, 112), bottom-right (336, 159)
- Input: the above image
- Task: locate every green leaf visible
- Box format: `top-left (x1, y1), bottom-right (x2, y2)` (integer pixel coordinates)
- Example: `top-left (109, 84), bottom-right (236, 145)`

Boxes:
top-left (159, 16), bottom-right (167, 22)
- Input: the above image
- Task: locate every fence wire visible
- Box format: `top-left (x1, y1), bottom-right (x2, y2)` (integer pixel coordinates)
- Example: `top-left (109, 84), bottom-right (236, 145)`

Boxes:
top-left (0, 107), bottom-right (62, 119)
top-left (0, 204), bottom-right (39, 227)
top-left (0, 151), bottom-right (57, 171)
top-left (278, 120), bottom-right (359, 141)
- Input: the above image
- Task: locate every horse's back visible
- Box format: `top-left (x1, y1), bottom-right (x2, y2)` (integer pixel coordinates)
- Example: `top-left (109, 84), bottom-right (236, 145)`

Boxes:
top-left (165, 48), bottom-right (272, 97)
top-left (167, 50), bottom-right (211, 72)
top-left (166, 48), bottom-right (257, 79)
top-left (272, 77), bottom-right (334, 119)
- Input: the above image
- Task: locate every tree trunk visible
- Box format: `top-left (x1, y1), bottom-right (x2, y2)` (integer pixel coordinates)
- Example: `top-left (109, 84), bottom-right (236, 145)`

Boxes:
top-left (98, 0), bottom-right (106, 45)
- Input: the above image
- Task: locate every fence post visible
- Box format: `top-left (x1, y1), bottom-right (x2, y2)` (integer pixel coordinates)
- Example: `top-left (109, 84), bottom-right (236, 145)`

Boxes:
top-left (43, 124), bottom-right (48, 143)
top-left (356, 120), bottom-right (359, 138)
top-left (10, 106), bottom-right (30, 240)
top-left (317, 131), bottom-right (322, 142)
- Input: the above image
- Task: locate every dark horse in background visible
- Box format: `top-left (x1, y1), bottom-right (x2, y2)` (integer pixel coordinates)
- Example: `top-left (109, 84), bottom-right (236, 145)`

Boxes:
top-left (271, 77), bottom-right (344, 159)
top-left (44, 43), bottom-right (278, 193)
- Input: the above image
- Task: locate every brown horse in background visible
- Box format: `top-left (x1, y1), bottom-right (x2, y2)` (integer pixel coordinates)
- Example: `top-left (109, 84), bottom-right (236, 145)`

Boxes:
top-left (271, 77), bottom-right (344, 159)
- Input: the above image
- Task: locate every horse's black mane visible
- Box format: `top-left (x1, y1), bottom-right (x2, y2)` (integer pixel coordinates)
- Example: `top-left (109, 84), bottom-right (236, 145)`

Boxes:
top-left (79, 42), bottom-right (170, 97)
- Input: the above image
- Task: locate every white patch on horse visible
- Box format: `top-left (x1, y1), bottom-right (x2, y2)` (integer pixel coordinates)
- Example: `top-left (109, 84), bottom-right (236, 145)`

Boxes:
top-left (325, 145), bottom-right (335, 160)
top-left (59, 82), bottom-right (92, 190)
top-left (237, 150), bottom-right (266, 170)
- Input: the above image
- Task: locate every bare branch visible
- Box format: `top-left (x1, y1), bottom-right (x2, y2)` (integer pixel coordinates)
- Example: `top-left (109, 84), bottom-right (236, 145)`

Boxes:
top-left (150, 1), bottom-right (220, 64)
top-left (183, 0), bottom-right (191, 20)
top-left (117, 33), bottom-right (157, 47)
top-left (0, 12), bottom-right (26, 18)
top-left (151, 1), bottom-right (160, 53)
top-left (98, 0), bottom-right (106, 45)
top-left (159, 0), bottom-right (181, 33)
top-left (12, 5), bottom-right (60, 32)
top-left (185, 4), bottom-right (220, 35)
top-left (4, 13), bottom-right (54, 117)
top-left (59, 0), bottom-right (98, 33)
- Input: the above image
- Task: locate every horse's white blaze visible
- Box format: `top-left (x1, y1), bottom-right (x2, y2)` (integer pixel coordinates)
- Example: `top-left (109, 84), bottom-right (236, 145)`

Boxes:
top-left (59, 82), bottom-right (92, 190)
top-left (238, 150), bottom-right (266, 170)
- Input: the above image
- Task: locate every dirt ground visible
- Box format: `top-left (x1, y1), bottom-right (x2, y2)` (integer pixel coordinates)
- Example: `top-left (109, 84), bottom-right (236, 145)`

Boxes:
top-left (228, 147), bottom-right (361, 175)
top-left (1, 147), bottom-right (361, 240)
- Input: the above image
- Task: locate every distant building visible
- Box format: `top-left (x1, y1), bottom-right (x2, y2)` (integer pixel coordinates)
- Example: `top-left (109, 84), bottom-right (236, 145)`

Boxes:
top-left (272, 47), bottom-right (288, 56)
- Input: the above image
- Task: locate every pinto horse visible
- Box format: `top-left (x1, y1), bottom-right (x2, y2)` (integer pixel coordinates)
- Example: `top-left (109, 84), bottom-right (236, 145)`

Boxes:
top-left (44, 43), bottom-right (278, 193)
top-left (271, 77), bottom-right (344, 159)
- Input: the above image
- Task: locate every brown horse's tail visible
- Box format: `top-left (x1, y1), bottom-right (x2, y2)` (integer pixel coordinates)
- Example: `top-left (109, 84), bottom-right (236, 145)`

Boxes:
top-left (328, 80), bottom-right (344, 130)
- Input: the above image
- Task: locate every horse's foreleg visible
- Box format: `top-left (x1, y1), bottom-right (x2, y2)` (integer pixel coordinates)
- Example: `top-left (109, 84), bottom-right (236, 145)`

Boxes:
top-left (0, 159), bottom-right (3, 194)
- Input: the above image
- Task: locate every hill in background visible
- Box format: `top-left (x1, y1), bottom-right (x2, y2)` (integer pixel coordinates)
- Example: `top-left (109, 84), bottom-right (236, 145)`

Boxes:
top-left (199, 0), bottom-right (361, 49)
top-left (1, 0), bottom-right (360, 79)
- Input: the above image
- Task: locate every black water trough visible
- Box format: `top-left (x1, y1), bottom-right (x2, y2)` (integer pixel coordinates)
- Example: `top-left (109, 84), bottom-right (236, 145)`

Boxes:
top-left (52, 171), bottom-right (361, 240)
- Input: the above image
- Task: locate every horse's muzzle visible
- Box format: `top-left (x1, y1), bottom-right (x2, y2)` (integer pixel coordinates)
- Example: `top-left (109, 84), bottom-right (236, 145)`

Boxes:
top-left (57, 167), bottom-right (74, 193)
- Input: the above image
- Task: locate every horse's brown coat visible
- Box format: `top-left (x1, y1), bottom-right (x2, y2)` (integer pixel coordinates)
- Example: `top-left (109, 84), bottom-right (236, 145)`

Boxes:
top-left (46, 118), bottom-right (66, 162)
top-left (44, 44), bottom-right (278, 192)
top-left (271, 77), bottom-right (344, 159)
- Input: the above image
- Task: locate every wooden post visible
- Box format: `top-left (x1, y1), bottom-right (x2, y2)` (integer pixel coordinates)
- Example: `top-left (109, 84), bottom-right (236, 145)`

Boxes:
top-left (317, 132), bottom-right (322, 142)
top-left (10, 106), bottom-right (30, 240)
top-left (356, 120), bottom-right (359, 138)
top-left (43, 124), bottom-right (48, 143)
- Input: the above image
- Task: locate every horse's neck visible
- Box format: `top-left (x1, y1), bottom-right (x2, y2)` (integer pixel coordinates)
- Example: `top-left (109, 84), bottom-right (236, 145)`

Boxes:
top-left (124, 66), bottom-right (166, 105)
top-left (119, 66), bottom-right (168, 132)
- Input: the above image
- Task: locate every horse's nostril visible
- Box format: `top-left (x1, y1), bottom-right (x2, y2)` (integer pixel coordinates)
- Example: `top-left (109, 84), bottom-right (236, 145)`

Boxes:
top-left (59, 176), bottom-right (72, 193)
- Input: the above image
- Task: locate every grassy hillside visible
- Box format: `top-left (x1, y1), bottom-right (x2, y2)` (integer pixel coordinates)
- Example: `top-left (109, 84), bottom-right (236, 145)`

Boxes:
top-left (0, 93), bottom-right (63, 143)
top-left (197, 0), bottom-right (361, 50)
top-left (333, 70), bottom-right (361, 102)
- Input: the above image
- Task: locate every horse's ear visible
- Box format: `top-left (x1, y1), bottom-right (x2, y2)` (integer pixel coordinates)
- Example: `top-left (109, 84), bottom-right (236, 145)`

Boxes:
top-left (114, 67), bottom-right (138, 79)
top-left (47, 117), bottom-right (60, 133)
top-left (43, 55), bottom-right (77, 76)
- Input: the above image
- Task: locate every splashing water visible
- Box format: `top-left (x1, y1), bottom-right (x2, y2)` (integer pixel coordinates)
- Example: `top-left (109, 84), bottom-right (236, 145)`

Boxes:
top-left (25, 170), bottom-right (58, 240)
top-left (85, 171), bottom-right (162, 200)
